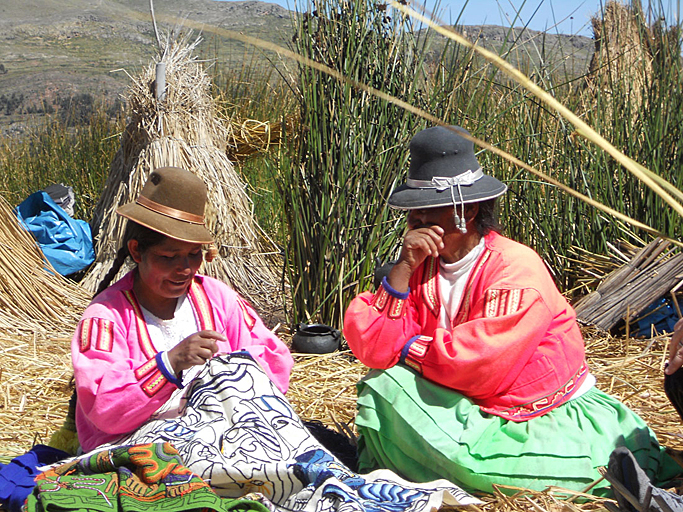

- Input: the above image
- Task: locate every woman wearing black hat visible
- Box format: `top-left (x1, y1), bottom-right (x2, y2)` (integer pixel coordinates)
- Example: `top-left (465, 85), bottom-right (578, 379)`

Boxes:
top-left (344, 126), bottom-right (679, 496)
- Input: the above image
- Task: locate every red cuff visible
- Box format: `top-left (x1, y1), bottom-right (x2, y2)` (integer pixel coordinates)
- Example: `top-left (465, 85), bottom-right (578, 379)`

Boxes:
top-left (371, 284), bottom-right (406, 318)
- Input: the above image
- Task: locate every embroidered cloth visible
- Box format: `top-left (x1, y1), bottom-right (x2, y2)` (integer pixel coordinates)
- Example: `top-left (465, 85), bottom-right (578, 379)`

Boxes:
top-left (66, 352), bottom-right (479, 512)
top-left (27, 442), bottom-right (269, 512)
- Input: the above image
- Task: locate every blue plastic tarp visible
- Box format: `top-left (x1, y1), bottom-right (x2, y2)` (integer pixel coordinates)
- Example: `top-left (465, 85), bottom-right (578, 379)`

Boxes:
top-left (635, 296), bottom-right (683, 337)
top-left (16, 191), bottom-right (95, 276)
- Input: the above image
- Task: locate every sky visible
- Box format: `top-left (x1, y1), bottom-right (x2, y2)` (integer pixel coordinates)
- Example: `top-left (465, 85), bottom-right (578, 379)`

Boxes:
top-left (218, 0), bottom-right (680, 37)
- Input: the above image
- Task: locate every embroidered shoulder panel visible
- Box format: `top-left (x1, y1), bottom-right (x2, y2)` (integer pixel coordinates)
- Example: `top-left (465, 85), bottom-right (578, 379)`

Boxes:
top-left (79, 318), bottom-right (94, 352)
top-left (484, 288), bottom-right (523, 318)
top-left (189, 278), bottom-right (216, 331)
top-left (122, 290), bottom-right (157, 360)
top-left (79, 318), bottom-right (114, 353)
top-left (96, 319), bottom-right (114, 352)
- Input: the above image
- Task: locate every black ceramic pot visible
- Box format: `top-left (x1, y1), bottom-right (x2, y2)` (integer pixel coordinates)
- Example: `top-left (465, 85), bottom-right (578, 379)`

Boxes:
top-left (292, 323), bottom-right (341, 354)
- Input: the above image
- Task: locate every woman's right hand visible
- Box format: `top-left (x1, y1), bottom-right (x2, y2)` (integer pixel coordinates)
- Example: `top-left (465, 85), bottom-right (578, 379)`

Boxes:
top-left (167, 330), bottom-right (226, 374)
top-left (387, 226), bottom-right (445, 292)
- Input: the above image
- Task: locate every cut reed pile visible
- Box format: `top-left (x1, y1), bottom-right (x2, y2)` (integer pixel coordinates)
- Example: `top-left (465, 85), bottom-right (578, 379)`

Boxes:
top-left (574, 238), bottom-right (683, 331)
top-left (585, 0), bottom-right (653, 118)
top-left (0, 196), bottom-right (89, 335)
top-left (79, 35), bottom-right (283, 315)
top-left (0, 194), bottom-right (88, 460)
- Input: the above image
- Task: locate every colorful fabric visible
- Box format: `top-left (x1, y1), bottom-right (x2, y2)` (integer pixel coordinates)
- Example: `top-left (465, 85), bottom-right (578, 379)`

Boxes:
top-left (344, 231), bottom-right (587, 420)
top-left (26, 442), bottom-right (269, 512)
top-left (69, 352), bottom-right (479, 512)
top-left (355, 365), bottom-right (680, 496)
top-left (72, 271), bottom-right (293, 452)
top-left (0, 445), bottom-right (69, 512)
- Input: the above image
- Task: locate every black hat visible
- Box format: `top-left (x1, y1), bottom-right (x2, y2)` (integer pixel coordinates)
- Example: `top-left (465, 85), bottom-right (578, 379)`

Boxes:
top-left (388, 126), bottom-right (507, 210)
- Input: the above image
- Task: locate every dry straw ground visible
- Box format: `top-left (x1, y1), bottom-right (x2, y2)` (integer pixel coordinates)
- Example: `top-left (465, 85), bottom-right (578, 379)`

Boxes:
top-left (2, 321), bottom-right (683, 511)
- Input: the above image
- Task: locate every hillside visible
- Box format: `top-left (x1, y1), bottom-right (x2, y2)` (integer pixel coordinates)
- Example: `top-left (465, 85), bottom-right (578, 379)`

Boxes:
top-left (0, 0), bottom-right (594, 134)
top-left (0, 0), bottom-right (293, 133)
top-left (455, 24), bottom-right (594, 77)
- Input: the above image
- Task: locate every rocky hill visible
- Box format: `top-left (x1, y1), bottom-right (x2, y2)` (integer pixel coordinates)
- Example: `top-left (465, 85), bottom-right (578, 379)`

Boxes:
top-left (0, 0), bottom-right (293, 131)
top-left (0, 0), bottom-right (594, 133)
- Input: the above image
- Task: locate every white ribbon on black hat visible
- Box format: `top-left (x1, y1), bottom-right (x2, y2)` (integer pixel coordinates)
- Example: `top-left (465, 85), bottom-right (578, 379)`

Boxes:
top-left (406, 169), bottom-right (483, 233)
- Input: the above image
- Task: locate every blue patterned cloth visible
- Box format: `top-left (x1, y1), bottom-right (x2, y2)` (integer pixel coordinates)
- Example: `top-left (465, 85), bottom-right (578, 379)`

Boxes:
top-left (71, 351), bottom-right (479, 512)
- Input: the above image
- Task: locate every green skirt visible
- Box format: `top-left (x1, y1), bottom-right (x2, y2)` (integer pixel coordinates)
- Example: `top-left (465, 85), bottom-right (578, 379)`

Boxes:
top-left (356, 365), bottom-right (680, 496)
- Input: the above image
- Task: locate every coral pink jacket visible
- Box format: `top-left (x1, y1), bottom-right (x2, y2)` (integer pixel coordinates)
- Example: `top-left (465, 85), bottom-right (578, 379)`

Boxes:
top-left (72, 272), bottom-right (293, 452)
top-left (344, 231), bottom-right (587, 421)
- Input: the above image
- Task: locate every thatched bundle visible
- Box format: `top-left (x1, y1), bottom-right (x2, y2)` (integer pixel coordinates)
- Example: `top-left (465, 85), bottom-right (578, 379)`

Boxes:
top-left (0, 196), bottom-right (87, 457)
top-left (585, 0), bottom-right (654, 116)
top-left (0, 195), bottom-right (89, 336)
top-left (80, 36), bottom-right (283, 316)
top-left (574, 239), bottom-right (683, 331)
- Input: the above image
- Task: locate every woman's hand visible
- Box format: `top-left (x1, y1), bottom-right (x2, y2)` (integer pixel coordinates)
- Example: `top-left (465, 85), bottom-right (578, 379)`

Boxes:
top-left (387, 226), bottom-right (444, 292)
top-left (666, 318), bottom-right (683, 375)
top-left (167, 330), bottom-right (226, 374)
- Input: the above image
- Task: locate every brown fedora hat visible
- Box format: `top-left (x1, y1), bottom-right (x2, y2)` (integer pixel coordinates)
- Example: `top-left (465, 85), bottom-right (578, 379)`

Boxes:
top-left (116, 167), bottom-right (214, 244)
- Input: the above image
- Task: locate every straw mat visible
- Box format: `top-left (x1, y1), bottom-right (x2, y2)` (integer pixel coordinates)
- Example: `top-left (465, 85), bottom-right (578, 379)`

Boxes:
top-left (2, 326), bottom-right (683, 511)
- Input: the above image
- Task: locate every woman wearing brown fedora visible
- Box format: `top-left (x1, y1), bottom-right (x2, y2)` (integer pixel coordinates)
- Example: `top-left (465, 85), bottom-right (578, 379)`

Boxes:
top-left (344, 126), bottom-right (680, 497)
top-left (70, 166), bottom-right (294, 453)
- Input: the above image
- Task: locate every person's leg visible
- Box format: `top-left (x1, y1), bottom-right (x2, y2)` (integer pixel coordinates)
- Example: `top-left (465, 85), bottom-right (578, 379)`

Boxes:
top-left (356, 366), bottom-right (679, 496)
top-left (608, 447), bottom-right (683, 512)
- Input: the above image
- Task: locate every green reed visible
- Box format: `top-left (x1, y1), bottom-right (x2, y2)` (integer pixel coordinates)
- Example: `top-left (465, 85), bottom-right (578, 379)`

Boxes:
top-left (274, 0), bottom-right (488, 326)
top-left (272, 0), bottom-right (683, 326)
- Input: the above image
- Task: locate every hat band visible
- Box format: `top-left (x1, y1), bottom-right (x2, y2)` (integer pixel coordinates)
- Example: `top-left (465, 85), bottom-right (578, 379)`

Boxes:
top-left (136, 195), bottom-right (205, 225)
top-left (406, 169), bottom-right (484, 191)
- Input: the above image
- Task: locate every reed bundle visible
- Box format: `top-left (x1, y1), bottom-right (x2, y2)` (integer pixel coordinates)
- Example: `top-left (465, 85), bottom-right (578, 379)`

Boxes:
top-left (585, 1), bottom-right (653, 119)
top-left (79, 36), bottom-right (283, 314)
top-left (573, 239), bottom-right (683, 331)
top-left (565, 241), bottom-right (641, 298)
top-left (0, 196), bottom-right (89, 335)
